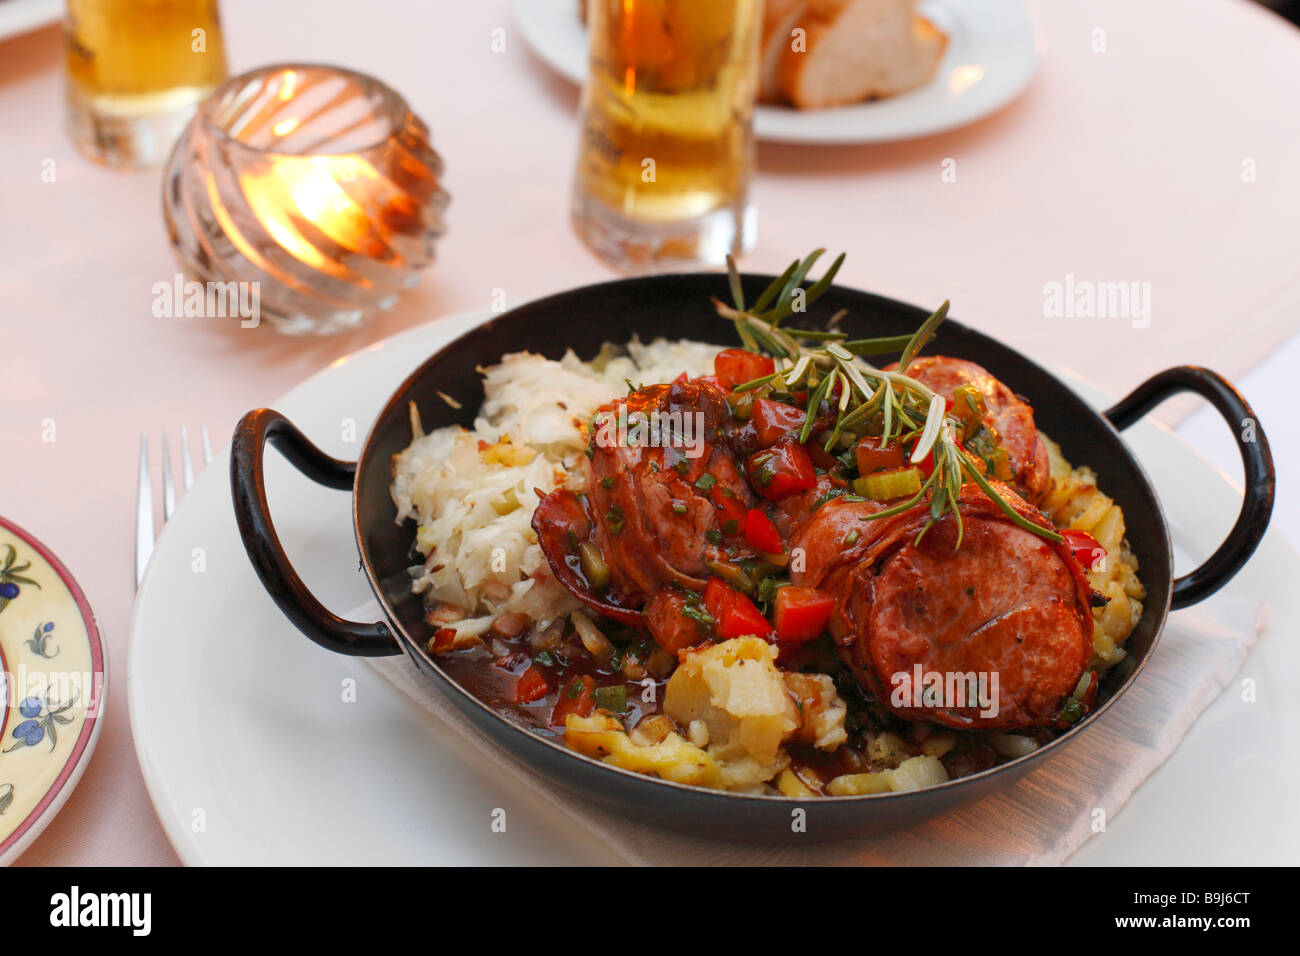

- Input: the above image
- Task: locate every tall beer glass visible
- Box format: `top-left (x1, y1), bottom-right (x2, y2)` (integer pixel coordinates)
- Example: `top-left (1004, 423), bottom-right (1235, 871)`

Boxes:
top-left (65, 0), bottom-right (229, 168)
top-left (571, 0), bottom-right (761, 272)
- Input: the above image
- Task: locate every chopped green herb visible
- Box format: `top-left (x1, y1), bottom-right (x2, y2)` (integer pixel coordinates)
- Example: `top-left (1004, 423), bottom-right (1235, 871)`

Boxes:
top-left (1058, 699), bottom-right (1084, 724)
top-left (682, 598), bottom-right (715, 630)
top-left (810, 489), bottom-right (844, 513)
top-left (672, 501), bottom-right (688, 514)
top-left (694, 473), bottom-right (717, 491)
top-left (844, 529), bottom-right (860, 546)
top-left (534, 650), bottom-right (555, 668)
top-left (705, 529), bottom-right (723, 545)
top-left (722, 519), bottom-right (739, 536)
top-left (605, 505), bottom-right (625, 535)
top-left (601, 476), bottom-right (614, 489)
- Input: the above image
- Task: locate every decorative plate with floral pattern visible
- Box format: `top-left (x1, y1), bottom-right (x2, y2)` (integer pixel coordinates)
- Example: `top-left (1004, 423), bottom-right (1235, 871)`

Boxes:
top-left (0, 517), bottom-right (106, 865)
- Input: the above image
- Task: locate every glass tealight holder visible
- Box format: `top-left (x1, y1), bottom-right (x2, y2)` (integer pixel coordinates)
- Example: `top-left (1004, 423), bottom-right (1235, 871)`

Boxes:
top-left (163, 64), bottom-right (450, 335)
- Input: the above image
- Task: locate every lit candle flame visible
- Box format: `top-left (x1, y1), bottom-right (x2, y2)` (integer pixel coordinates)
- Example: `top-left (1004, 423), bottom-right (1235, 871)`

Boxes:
top-left (239, 155), bottom-right (387, 279)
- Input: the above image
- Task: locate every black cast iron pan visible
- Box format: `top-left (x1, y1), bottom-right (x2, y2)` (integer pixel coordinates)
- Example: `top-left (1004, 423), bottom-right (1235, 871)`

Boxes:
top-left (230, 274), bottom-right (1274, 843)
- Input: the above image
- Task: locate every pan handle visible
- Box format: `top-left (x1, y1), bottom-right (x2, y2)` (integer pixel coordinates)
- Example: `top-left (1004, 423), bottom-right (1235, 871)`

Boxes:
top-left (231, 408), bottom-right (402, 656)
top-left (1103, 367), bottom-right (1274, 610)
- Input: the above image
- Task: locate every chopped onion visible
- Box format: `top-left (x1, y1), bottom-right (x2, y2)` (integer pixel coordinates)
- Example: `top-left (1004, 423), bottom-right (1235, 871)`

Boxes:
top-left (571, 611), bottom-right (613, 661)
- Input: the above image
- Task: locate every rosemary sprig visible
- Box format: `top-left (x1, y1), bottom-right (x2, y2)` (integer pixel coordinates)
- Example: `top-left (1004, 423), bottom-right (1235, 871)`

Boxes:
top-left (958, 449), bottom-right (1064, 543)
top-left (799, 371), bottom-right (834, 444)
top-left (719, 251), bottom-right (1061, 549)
top-left (841, 333), bottom-right (915, 355)
top-left (897, 300), bottom-right (949, 373)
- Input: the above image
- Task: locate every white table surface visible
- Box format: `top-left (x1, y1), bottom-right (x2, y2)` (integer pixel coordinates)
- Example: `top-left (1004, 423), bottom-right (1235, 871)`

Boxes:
top-left (1, 0), bottom-right (1297, 865)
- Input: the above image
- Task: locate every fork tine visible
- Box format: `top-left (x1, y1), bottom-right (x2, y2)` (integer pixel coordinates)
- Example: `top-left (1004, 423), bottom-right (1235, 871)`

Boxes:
top-left (135, 433), bottom-right (154, 588)
top-left (180, 426), bottom-right (195, 490)
top-left (201, 425), bottom-right (213, 464)
top-left (161, 429), bottom-right (176, 521)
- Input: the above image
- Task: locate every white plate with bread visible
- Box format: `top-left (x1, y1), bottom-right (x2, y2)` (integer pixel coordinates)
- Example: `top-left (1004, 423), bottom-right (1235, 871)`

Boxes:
top-left (515, 0), bottom-right (1039, 144)
top-left (0, 0), bottom-right (61, 44)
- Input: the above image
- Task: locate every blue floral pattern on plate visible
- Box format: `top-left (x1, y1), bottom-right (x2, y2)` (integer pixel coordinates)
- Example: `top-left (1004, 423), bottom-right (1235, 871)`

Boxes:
top-left (6, 692), bottom-right (77, 754)
top-left (0, 544), bottom-right (41, 614)
top-left (24, 622), bottom-right (59, 659)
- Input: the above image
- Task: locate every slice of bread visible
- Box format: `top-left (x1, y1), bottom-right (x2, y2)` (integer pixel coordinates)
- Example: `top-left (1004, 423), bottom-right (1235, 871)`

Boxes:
top-left (759, 0), bottom-right (810, 103)
top-left (778, 0), bottom-right (948, 110)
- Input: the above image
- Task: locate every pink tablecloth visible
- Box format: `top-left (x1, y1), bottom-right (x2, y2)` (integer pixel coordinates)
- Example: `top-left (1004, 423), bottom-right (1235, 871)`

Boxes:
top-left (2, 0), bottom-right (1298, 865)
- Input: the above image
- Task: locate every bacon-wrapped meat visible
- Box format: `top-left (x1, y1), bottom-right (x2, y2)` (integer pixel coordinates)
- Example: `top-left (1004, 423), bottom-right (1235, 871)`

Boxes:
top-left (532, 378), bottom-right (755, 632)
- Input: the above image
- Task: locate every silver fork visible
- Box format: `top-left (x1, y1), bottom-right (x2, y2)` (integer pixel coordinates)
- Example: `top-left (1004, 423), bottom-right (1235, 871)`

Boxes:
top-left (135, 427), bottom-right (213, 588)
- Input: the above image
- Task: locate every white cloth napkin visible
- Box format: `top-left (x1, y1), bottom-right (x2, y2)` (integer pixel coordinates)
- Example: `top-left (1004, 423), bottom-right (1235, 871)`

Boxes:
top-left (352, 591), bottom-right (1264, 866)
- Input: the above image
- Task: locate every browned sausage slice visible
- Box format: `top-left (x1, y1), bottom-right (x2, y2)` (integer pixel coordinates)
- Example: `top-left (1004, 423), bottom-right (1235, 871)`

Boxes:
top-left (863, 514), bottom-right (1091, 728)
top-left (894, 356), bottom-right (1052, 506)
top-left (792, 481), bottom-right (1093, 729)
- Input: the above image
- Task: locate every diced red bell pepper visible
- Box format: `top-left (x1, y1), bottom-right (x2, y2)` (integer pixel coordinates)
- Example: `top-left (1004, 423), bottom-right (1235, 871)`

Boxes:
top-left (702, 577), bottom-right (730, 614)
top-left (743, 508), bottom-right (784, 554)
top-left (513, 664), bottom-right (550, 704)
top-left (645, 590), bottom-right (706, 654)
top-left (773, 586), bottom-right (835, 644)
top-left (550, 675), bottom-right (596, 726)
top-left (805, 440), bottom-right (841, 471)
top-left (714, 349), bottom-right (775, 390)
top-left (749, 398), bottom-right (807, 447)
top-left (432, 628), bottom-right (457, 652)
top-left (854, 436), bottom-right (906, 475)
top-left (913, 443), bottom-right (935, 479)
top-left (702, 577), bottom-right (773, 641)
top-left (1061, 529), bottom-right (1107, 572)
top-left (746, 440), bottom-right (816, 501)
top-left (710, 484), bottom-right (748, 532)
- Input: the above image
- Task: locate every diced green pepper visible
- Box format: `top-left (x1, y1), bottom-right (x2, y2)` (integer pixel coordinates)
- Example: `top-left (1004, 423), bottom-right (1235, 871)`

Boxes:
top-left (579, 541), bottom-right (611, 591)
top-left (705, 558), bottom-right (756, 594)
top-left (853, 467), bottom-right (923, 501)
top-left (594, 685), bottom-right (627, 713)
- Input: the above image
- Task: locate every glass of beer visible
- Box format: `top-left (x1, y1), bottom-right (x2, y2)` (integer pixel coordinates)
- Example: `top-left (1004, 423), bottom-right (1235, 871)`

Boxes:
top-left (64, 0), bottom-right (230, 168)
top-left (571, 0), bottom-right (761, 272)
